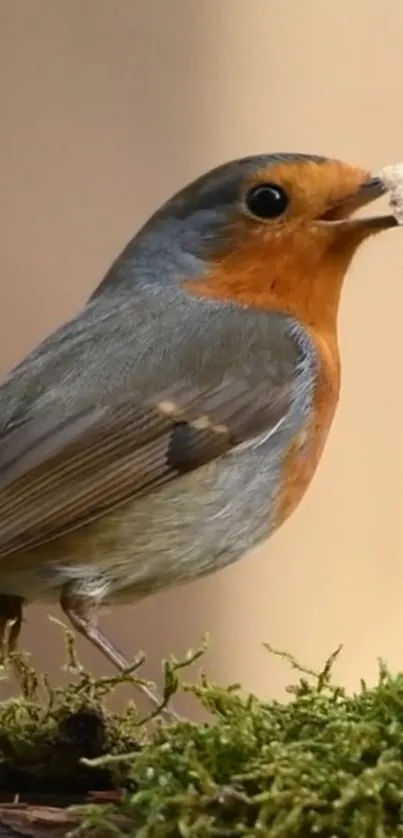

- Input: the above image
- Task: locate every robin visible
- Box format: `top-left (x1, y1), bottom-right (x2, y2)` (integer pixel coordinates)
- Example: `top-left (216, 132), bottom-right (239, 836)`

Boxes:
top-left (0, 152), bottom-right (398, 714)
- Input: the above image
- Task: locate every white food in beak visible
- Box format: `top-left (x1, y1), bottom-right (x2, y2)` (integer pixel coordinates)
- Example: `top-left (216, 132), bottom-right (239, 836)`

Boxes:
top-left (377, 163), bottom-right (403, 224)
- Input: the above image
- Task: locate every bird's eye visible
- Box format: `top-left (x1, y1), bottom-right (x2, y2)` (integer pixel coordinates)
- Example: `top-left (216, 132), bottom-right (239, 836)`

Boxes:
top-left (245, 183), bottom-right (289, 220)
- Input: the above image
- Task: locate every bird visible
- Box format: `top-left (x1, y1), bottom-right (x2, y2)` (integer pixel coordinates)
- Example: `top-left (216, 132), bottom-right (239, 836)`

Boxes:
top-left (0, 152), bottom-right (397, 715)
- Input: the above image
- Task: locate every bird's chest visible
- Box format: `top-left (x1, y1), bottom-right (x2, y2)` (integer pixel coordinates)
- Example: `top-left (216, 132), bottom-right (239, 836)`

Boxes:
top-left (273, 335), bottom-right (341, 528)
top-left (205, 328), bottom-right (340, 537)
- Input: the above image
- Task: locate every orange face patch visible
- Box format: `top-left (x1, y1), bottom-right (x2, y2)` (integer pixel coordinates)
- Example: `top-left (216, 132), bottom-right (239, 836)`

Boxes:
top-left (183, 159), bottom-right (372, 334)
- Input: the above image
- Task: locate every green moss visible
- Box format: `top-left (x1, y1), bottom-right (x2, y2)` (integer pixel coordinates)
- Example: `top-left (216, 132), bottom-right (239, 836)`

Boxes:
top-left (2, 635), bottom-right (403, 836)
top-left (0, 633), bottom-right (146, 795)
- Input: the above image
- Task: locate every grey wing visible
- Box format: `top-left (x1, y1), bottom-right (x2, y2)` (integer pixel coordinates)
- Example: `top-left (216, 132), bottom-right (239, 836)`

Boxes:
top-left (0, 375), bottom-right (292, 558)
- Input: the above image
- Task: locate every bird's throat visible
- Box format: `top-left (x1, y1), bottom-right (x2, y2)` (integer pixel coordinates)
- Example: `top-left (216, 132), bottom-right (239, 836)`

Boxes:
top-left (183, 231), bottom-right (357, 339)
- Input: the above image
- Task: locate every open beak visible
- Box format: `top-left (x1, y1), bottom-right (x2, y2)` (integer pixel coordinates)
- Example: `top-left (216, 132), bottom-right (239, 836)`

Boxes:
top-left (318, 176), bottom-right (398, 231)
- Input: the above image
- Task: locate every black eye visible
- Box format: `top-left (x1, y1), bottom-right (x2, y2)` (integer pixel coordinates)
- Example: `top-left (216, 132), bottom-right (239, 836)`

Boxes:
top-left (245, 183), bottom-right (289, 220)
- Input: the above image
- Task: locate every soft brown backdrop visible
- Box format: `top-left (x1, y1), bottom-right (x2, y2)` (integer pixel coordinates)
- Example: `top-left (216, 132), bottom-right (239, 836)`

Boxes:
top-left (0, 0), bottom-right (402, 713)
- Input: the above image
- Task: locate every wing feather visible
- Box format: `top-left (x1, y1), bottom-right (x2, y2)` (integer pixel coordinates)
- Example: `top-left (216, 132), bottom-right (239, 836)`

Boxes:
top-left (0, 376), bottom-right (291, 557)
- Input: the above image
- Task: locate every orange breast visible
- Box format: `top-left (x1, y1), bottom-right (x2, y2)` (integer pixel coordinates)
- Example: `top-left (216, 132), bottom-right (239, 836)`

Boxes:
top-left (275, 330), bottom-right (341, 527)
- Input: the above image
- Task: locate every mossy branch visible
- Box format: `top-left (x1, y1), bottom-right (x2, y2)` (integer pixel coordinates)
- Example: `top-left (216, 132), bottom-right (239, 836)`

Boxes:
top-left (0, 629), bottom-right (403, 836)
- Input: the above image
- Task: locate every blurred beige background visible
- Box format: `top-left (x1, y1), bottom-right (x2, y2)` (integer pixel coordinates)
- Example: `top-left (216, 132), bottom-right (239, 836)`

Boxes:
top-left (0, 0), bottom-right (403, 713)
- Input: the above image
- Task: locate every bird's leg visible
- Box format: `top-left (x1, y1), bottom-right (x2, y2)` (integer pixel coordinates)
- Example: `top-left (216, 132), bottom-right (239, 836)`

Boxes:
top-left (0, 594), bottom-right (23, 659)
top-left (60, 584), bottom-right (179, 721)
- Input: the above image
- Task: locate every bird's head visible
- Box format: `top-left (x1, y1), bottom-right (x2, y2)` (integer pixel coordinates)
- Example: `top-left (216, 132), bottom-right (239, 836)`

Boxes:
top-left (96, 153), bottom-right (396, 330)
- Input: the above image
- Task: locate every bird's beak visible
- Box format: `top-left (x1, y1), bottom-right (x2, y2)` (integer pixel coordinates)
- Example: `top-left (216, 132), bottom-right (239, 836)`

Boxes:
top-left (318, 176), bottom-right (398, 232)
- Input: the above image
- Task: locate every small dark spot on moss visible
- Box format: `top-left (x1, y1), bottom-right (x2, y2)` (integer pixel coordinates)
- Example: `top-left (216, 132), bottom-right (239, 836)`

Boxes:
top-left (57, 708), bottom-right (107, 753)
